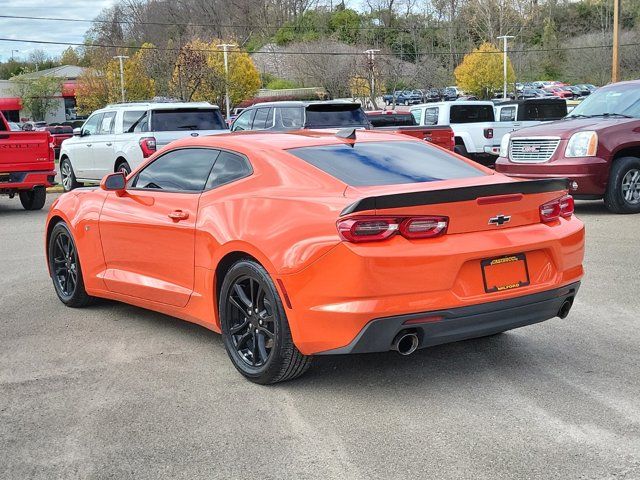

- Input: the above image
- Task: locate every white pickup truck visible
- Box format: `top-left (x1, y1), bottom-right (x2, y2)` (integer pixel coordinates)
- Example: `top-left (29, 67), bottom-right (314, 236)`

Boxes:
top-left (409, 101), bottom-right (517, 165)
top-left (59, 102), bottom-right (229, 191)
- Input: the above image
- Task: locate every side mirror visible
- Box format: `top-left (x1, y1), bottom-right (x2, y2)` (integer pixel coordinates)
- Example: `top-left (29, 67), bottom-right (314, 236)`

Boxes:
top-left (73, 128), bottom-right (82, 136)
top-left (100, 172), bottom-right (126, 195)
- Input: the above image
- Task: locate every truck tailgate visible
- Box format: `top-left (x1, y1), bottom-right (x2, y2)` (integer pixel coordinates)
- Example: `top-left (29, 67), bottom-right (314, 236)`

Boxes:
top-left (0, 131), bottom-right (53, 171)
top-left (375, 126), bottom-right (455, 151)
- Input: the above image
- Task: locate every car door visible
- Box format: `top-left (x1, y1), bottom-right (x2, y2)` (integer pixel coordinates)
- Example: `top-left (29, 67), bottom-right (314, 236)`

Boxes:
top-left (230, 108), bottom-right (256, 132)
top-left (72, 112), bottom-right (102, 178)
top-left (98, 147), bottom-right (221, 307)
top-left (89, 110), bottom-right (117, 180)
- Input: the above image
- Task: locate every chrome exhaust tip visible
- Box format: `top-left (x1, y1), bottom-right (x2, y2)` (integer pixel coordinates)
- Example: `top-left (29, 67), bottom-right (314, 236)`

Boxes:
top-left (391, 331), bottom-right (419, 356)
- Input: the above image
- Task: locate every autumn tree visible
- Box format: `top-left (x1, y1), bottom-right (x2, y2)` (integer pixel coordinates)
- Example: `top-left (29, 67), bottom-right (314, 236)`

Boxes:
top-left (60, 47), bottom-right (81, 66)
top-left (11, 73), bottom-right (62, 121)
top-left (454, 42), bottom-right (514, 99)
top-left (76, 68), bottom-right (109, 115)
top-left (105, 44), bottom-right (156, 102)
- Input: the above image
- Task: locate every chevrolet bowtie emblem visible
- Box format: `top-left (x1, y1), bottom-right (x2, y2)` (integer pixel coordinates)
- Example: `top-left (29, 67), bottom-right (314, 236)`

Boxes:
top-left (489, 214), bottom-right (511, 226)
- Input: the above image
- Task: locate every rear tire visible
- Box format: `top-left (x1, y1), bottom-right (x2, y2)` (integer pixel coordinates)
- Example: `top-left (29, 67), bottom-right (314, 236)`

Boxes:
top-left (48, 222), bottom-right (94, 307)
top-left (60, 157), bottom-right (82, 192)
top-left (454, 143), bottom-right (469, 158)
top-left (219, 260), bottom-right (312, 384)
top-left (115, 160), bottom-right (131, 175)
top-left (19, 186), bottom-right (46, 210)
top-left (604, 156), bottom-right (640, 214)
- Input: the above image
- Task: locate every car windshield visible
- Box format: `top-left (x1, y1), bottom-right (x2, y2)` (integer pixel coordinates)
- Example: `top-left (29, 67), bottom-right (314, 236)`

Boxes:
top-left (151, 108), bottom-right (227, 131)
top-left (288, 140), bottom-right (484, 186)
top-left (568, 84), bottom-right (640, 118)
top-left (304, 105), bottom-right (369, 128)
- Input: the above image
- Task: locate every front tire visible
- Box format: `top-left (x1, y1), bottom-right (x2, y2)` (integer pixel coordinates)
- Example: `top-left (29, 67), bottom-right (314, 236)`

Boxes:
top-left (604, 156), bottom-right (640, 214)
top-left (219, 260), bottom-right (311, 384)
top-left (48, 222), bottom-right (94, 307)
top-left (19, 186), bottom-right (46, 210)
top-left (60, 157), bottom-right (82, 192)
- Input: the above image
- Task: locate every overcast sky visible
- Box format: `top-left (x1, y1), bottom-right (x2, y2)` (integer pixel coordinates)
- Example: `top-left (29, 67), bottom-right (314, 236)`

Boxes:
top-left (0, 0), bottom-right (116, 62)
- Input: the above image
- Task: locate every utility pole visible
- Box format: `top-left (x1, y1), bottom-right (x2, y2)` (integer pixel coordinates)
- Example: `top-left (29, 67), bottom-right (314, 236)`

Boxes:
top-left (364, 49), bottom-right (380, 110)
top-left (217, 44), bottom-right (237, 120)
top-left (497, 36), bottom-right (514, 99)
top-left (113, 55), bottom-right (129, 103)
top-left (11, 50), bottom-right (19, 61)
top-left (612, 0), bottom-right (620, 83)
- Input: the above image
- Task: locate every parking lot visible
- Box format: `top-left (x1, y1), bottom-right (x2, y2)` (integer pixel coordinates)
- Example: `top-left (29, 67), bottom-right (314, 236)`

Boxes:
top-left (0, 193), bottom-right (639, 479)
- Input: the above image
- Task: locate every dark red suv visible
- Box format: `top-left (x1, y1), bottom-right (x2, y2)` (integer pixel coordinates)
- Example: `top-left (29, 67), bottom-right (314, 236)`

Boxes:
top-left (496, 80), bottom-right (640, 213)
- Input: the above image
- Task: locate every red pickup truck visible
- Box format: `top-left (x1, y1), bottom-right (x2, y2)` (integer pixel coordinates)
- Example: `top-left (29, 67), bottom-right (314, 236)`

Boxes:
top-left (496, 79), bottom-right (640, 214)
top-left (367, 111), bottom-right (455, 151)
top-left (0, 112), bottom-right (56, 210)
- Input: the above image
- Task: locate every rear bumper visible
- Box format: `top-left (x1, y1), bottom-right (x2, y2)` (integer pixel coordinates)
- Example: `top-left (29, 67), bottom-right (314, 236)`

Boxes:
top-left (0, 170), bottom-right (57, 192)
top-left (495, 156), bottom-right (609, 195)
top-left (319, 282), bottom-right (580, 354)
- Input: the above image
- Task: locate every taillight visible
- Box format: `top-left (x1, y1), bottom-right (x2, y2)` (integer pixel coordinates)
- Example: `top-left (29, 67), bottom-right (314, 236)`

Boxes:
top-left (484, 128), bottom-right (494, 139)
top-left (139, 137), bottom-right (157, 158)
top-left (540, 194), bottom-right (574, 223)
top-left (337, 216), bottom-right (448, 243)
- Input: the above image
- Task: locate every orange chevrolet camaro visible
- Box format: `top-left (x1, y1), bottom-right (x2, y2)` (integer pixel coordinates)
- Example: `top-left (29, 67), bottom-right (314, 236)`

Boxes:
top-left (46, 130), bottom-right (585, 383)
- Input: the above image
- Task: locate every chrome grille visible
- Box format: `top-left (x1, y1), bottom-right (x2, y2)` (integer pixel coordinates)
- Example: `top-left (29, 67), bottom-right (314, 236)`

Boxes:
top-left (509, 138), bottom-right (560, 163)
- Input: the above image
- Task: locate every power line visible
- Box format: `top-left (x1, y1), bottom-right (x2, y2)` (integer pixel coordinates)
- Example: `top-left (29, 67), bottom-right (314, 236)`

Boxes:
top-left (0, 36), bottom-right (636, 57)
top-left (0, 13), bottom-right (527, 33)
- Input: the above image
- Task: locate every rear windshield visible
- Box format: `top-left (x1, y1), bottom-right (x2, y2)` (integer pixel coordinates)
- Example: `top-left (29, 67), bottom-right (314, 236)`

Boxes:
top-left (304, 105), bottom-right (370, 128)
top-left (151, 108), bottom-right (226, 131)
top-left (449, 105), bottom-right (494, 123)
top-left (367, 114), bottom-right (417, 127)
top-left (522, 102), bottom-right (567, 120)
top-left (288, 141), bottom-right (484, 186)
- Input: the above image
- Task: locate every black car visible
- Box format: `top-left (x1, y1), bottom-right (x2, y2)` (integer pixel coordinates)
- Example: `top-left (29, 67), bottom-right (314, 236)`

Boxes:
top-left (230, 101), bottom-right (371, 132)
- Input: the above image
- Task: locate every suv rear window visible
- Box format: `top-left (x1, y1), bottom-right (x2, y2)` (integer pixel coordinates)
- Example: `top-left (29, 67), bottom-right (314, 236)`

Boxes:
top-left (522, 101), bottom-right (567, 120)
top-left (151, 108), bottom-right (226, 131)
top-left (288, 141), bottom-right (484, 186)
top-left (449, 105), bottom-right (494, 123)
top-left (304, 105), bottom-right (369, 128)
top-left (367, 114), bottom-right (416, 127)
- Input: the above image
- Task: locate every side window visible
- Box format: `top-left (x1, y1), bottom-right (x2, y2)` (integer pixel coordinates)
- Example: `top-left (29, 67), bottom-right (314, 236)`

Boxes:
top-left (122, 110), bottom-right (147, 133)
top-left (277, 107), bottom-right (304, 129)
top-left (132, 148), bottom-right (220, 192)
top-left (82, 113), bottom-right (103, 136)
top-left (499, 106), bottom-right (516, 122)
top-left (231, 109), bottom-right (256, 132)
top-left (252, 108), bottom-right (272, 130)
top-left (424, 107), bottom-right (438, 125)
top-left (410, 109), bottom-right (422, 125)
top-left (98, 111), bottom-right (116, 134)
top-left (206, 151), bottom-right (252, 189)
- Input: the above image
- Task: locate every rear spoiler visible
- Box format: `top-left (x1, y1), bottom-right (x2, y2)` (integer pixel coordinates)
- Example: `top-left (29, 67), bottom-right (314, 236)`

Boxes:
top-left (340, 178), bottom-right (569, 216)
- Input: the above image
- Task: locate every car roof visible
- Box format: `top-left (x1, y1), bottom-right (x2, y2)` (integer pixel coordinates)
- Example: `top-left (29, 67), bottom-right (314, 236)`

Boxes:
top-left (100, 101), bottom-right (219, 110)
top-left (246, 100), bottom-right (360, 108)
top-left (166, 129), bottom-right (413, 152)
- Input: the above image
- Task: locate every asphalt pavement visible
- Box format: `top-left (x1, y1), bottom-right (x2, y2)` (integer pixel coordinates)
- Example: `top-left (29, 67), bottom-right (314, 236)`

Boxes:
top-left (1, 194), bottom-right (639, 479)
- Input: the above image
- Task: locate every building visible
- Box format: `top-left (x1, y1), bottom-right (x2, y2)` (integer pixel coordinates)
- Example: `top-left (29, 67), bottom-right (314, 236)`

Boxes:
top-left (0, 65), bottom-right (86, 124)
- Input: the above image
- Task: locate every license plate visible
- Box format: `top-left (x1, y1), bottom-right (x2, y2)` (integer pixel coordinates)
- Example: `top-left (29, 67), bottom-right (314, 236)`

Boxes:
top-left (481, 253), bottom-right (530, 293)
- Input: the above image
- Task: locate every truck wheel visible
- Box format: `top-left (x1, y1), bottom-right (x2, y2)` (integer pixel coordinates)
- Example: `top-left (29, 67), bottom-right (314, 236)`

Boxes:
top-left (454, 143), bottom-right (469, 158)
top-left (604, 156), bottom-right (640, 214)
top-left (60, 157), bottom-right (82, 192)
top-left (219, 259), bottom-right (312, 384)
top-left (19, 186), bottom-right (46, 210)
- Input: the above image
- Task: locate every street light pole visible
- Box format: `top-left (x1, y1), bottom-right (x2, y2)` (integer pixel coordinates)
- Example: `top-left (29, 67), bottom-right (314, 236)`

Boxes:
top-left (11, 50), bottom-right (19, 61)
top-left (612, 0), bottom-right (620, 82)
top-left (217, 44), bottom-right (237, 121)
top-left (496, 36), bottom-right (514, 99)
top-left (113, 55), bottom-right (129, 103)
top-left (364, 49), bottom-right (380, 110)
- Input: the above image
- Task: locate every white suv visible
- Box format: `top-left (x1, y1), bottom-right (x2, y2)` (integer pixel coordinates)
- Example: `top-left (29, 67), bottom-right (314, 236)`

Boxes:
top-left (59, 102), bottom-right (228, 191)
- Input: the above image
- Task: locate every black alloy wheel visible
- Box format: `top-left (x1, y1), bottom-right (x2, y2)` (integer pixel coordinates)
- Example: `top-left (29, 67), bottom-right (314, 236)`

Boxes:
top-left (48, 222), bottom-right (93, 307)
top-left (220, 260), bottom-right (311, 384)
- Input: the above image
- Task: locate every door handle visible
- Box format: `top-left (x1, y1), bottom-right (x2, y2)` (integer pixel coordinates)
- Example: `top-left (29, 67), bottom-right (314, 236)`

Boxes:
top-left (86, 144), bottom-right (92, 147)
top-left (168, 210), bottom-right (189, 221)
top-left (106, 143), bottom-right (113, 146)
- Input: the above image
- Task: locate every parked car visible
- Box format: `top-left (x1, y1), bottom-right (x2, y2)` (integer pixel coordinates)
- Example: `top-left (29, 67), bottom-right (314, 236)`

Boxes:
top-left (382, 90), bottom-right (423, 106)
top-left (496, 79), bottom-right (640, 213)
top-left (366, 111), bottom-right (455, 151)
top-left (443, 87), bottom-right (460, 101)
top-left (544, 87), bottom-right (573, 99)
top-left (8, 121), bottom-right (22, 131)
top-left (59, 102), bottom-right (228, 191)
top-left (43, 125), bottom-right (73, 159)
top-left (410, 101), bottom-right (515, 164)
top-left (0, 112), bottom-right (55, 210)
top-left (231, 101), bottom-right (371, 131)
top-left (424, 88), bottom-right (442, 102)
top-left (45, 129), bottom-right (584, 383)
top-left (575, 84), bottom-right (597, 95)
top-left (21, 121), bottom-right (48, 131)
